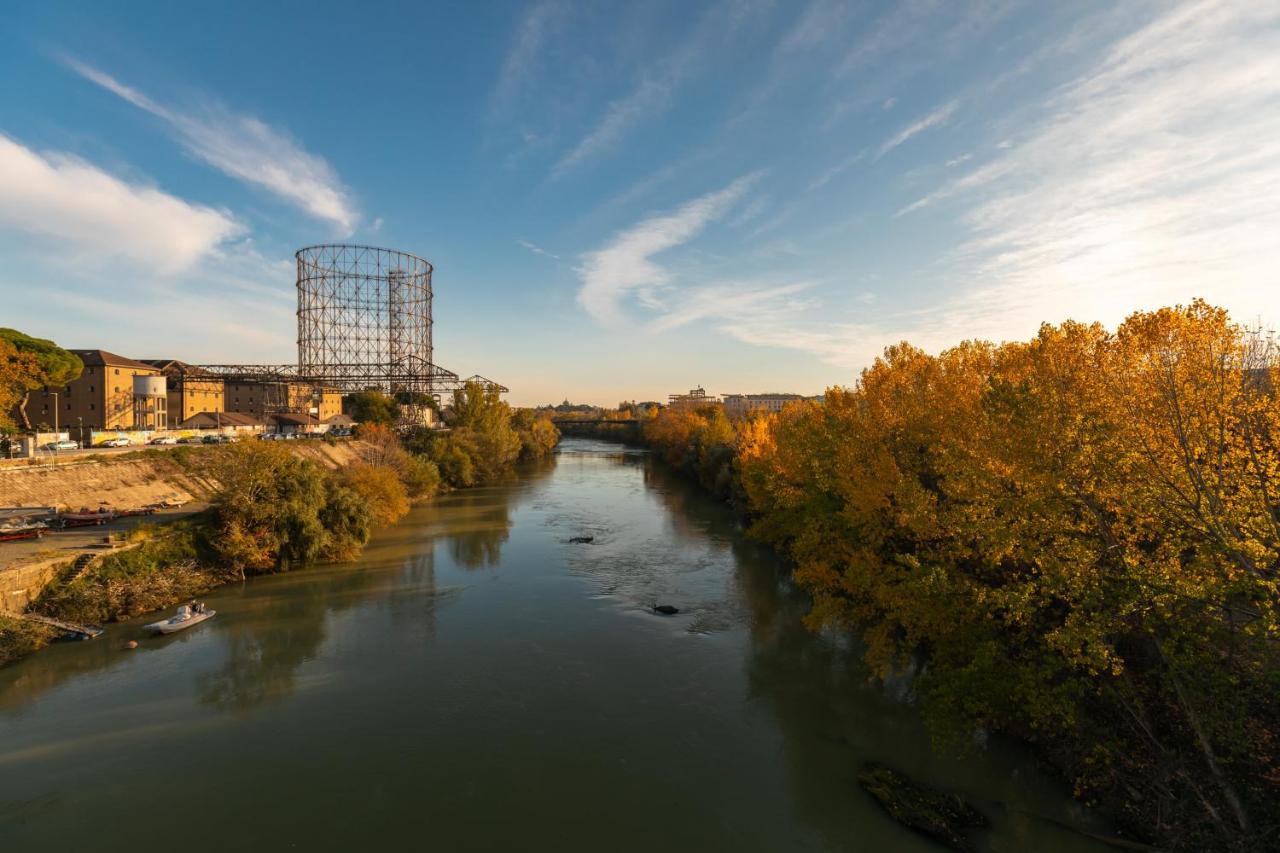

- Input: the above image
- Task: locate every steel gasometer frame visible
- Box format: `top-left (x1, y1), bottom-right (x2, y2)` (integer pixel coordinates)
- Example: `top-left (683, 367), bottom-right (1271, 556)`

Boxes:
top-left (198, 243), bottom-right (505, 420)
top-left (296, 244), bottom-right (434, 396)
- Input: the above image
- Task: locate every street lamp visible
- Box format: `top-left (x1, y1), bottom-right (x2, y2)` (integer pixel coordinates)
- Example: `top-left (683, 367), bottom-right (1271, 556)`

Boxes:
top-left (49, 391), bottom-right (59, 466)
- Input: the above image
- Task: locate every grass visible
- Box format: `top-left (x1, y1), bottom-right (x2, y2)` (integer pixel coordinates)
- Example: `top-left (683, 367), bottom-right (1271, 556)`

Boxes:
top-left (0, 615), bottom-right (57, 667)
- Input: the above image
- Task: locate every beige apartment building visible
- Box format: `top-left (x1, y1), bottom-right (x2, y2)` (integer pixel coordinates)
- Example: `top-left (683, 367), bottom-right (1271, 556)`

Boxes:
top-left (722, 393), bottom-right (808, 419)
top-left (23, 350), bottom-right (162, 435)
top-left (142, 360), bottom-right (225, 423)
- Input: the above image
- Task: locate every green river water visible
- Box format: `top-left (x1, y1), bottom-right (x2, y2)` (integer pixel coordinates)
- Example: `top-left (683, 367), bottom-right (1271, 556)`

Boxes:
top-left (0, 438), bottom-right (1113, 851)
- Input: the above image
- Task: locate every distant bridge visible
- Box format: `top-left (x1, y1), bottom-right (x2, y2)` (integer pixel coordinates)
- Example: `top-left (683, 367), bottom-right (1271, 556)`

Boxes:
top-left (550, 418), bottom-right (640, 426)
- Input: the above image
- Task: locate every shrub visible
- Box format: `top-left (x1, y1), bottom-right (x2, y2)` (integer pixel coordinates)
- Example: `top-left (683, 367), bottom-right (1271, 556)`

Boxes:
top-left (338, 463), bottom-right (409, 526)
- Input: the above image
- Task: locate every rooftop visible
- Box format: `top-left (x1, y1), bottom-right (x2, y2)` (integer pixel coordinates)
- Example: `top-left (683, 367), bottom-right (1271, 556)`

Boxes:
top-left (70, 349), bottom-right (158, 372)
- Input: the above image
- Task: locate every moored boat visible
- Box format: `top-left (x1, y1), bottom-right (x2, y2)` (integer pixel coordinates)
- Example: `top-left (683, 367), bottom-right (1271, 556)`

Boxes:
top-left (57, 507), bottom-right (115, 527)
top-left (144, 604), bottom-right (216, 635)
top-left (0, 525), bottom-right (47, 542)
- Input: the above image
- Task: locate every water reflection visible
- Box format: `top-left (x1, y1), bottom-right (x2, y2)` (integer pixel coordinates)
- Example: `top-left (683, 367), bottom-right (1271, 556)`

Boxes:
top-left (0, 440), bottom-right (1113, 852)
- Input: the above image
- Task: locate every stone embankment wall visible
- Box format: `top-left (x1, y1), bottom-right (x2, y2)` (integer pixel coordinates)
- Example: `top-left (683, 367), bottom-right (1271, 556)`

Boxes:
top-left (0, 442), bottom-right (366, 510)
top-left (0, 442), bottom-right (368, 613)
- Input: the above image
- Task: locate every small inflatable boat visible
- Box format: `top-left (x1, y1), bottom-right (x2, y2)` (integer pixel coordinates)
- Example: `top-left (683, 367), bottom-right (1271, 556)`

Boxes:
top-left (145, 604), bottom-right (215, 635)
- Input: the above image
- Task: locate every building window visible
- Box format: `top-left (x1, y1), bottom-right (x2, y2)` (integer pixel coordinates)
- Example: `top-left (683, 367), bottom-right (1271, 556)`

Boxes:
top-left (90, 404), bottom-right (95, 411)
top-left (114, 369), bottom-right (120, 375)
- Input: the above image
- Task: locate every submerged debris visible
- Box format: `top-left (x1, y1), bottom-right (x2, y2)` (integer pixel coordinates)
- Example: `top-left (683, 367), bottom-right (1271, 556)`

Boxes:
top-left (652, 604), bottom-right (679, 615)
top-left (857, 763), bottom-right (988, 851)
top-left (568, 535), bottom-right (594, 544)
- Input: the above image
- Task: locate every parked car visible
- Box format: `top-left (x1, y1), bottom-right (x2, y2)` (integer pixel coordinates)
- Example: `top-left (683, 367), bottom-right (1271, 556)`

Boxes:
top-left (100, 437), bottom-right (132, 448)
top-left (202, 434), bottom-right (233, 444)
top-left (177, 436), bottom-right (203, 445)
top-left (258, 433), bottom-right (284, 441)
top-left (149, 436), bottom-right (178, 445)
top-left (41, 439), bottom-right (80, 451)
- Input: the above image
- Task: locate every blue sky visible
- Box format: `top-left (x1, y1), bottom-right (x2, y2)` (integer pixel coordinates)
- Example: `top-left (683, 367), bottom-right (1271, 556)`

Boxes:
top-left (1, 1), bottom-right (1276, 406)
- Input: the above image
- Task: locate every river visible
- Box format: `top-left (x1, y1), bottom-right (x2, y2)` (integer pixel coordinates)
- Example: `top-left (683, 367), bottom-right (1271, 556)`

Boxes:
top-left (0, 438), bottom-right (1111, 851)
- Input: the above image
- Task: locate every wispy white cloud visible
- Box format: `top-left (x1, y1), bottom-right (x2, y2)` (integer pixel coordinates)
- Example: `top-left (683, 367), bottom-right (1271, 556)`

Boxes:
top-left (876, 99), bottom-right (959, 159)
top-left (551, 0), bottom-right (766, 178)
top-left (64, 58), bottom-right (359, 234)
top-left (945, 153), bottom-right (972, 167)
top-left (825, 1), bottom-right (1019, 125)
top-left (552, 78), bottom-right (672, 178)
top-left (727, 194), bottom-right (770, 228)
top-left (890, 0), bottom-right (1280, 348)
top-left (777, 0), bottom-right (854, 55)
top-left (518, 239), bottom-right (560, 260)
top-left (0, 133), bottom-right (241, 273)
top-left (809, 148), bottom-right (866, 190)
top-left (648, 280), bottom-right (814, 334)
top-left (490, 1), bottom-right (566, 117)
top-left (576, 174), bottom-right (760, 325)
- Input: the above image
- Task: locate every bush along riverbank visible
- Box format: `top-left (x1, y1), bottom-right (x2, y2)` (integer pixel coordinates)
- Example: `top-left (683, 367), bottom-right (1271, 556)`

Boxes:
top-left (643, 301), bottom-right (1280, 853)
top-left (1, 381), bottom-right (558, 666)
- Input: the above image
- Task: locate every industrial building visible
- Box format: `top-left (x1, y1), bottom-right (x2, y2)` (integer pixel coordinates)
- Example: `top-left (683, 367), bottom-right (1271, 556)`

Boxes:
top-left (18, 243), bottom-right (501, 440)
top-left (22, 350), bottom-right (163, 436)
top-left (142, 360), bottom-right (226, 423)
top-left (223, 381), bottom-right (341, 421)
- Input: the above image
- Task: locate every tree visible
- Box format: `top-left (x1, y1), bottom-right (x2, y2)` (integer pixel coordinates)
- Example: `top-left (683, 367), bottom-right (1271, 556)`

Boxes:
top-left (0, 337), bottom-right (38, 432)
top-left (209, 442), bottom-right (332, 573)
top-left (345, 390), bottom-right (400, 426)
top-left (0, 328), bottom-right (83, 430)
top-left (338, 463), bottom-right (410, 526)
top-left (646, 302), bottom-right (1280, 850)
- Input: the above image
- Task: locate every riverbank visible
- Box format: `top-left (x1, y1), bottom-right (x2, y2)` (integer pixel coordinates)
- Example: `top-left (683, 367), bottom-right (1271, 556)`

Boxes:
top-left (1, 389), bottom-right (561, 668)
top-left (0, 439), bottom-right (366, 511)
top-left (0, 437), bottom-right (1116, 852)
top-left (638, 302), bottom-right (1280, 852)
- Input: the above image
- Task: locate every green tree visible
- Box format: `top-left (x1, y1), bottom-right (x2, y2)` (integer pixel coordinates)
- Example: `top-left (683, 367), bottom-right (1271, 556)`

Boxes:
top-left (345, 390), bottom-right (400, 426)
top-left (0, 328), bottom-right (84, 430)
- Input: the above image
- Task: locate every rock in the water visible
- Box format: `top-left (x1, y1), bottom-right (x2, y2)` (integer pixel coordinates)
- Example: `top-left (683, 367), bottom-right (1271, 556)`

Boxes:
top-left (857, 763), bottom-right (988, 851)
top-left (124, 640), bottom-right (138, 650)
top-left (568, 536), bottom-right (594, 544)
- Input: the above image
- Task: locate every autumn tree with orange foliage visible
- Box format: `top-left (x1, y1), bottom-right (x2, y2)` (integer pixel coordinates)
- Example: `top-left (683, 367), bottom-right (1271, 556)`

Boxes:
top-left (647, 301), bottom-right (1279, 851)
top-left (338, 463), bottom-right (410, 526)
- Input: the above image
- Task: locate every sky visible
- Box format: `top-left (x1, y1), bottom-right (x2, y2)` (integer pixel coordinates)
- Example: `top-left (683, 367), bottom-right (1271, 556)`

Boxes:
top-left (1, 0), bottom-right (1277, 406)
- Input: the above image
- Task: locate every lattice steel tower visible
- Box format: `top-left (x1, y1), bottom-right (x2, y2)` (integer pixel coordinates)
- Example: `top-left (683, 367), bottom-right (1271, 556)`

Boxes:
top-left (295, 244), bottom-right (434, 395)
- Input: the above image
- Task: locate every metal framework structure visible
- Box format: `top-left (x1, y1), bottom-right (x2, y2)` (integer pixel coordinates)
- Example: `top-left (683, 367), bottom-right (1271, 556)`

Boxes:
top-left (198, 244), bottom-right (506, 419)
top-left (296, 244), bottom-right (434, 395)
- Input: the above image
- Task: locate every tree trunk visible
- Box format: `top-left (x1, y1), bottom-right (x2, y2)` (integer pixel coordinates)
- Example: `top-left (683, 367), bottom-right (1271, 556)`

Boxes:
top-left (1154, 636), bottom-right (1251, 836)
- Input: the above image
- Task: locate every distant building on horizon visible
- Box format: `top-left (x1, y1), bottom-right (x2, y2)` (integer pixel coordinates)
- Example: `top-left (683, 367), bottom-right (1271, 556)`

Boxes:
top-left (722, 392), bottom-right (815, 419)
top-left (667, 386), bottom-right (720, 412)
